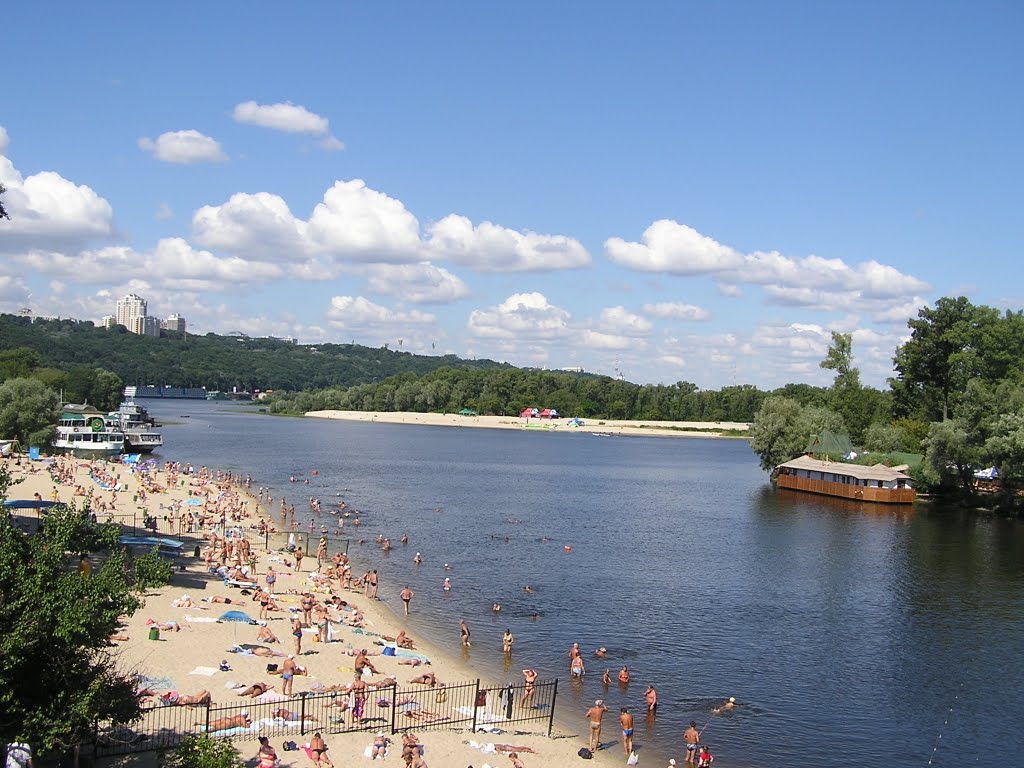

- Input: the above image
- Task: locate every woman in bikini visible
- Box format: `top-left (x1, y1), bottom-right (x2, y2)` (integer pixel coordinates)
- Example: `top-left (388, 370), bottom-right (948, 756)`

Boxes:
top-left (521, 668), bottom-right (538, 708)
top-left (292, 618), bottom-right (303, 655)
top-left (308, 733), bottom-right (334, 768)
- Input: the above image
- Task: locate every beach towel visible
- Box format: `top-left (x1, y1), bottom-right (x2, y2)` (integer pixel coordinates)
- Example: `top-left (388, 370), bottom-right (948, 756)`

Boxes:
top-left (219, 610), bottom-right (257, 624)
top-left (189, 666), bottom-right (220, 676)
top-left (184, 615), bottom-right (218, 623)
top-left (257, 691), bottom-right (290, 703)
top-left (135, 674), bottom-right (175, 691)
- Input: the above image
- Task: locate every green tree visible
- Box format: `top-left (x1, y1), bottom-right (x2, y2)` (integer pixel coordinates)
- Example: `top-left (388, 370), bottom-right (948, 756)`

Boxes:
top-left (820, 332), bottom-right (861, 390)
top-left (921, 419), bottom-right (978, 492)
top-left (0, 377), bottom-right (61, 446)
top-left (748, 396), bottom-right (846, 472)
top-left (164, 734), bottom-right (242, 768)
top-left (890, 297), bottom-right (1017, 422)
top-left (0, 182), bottom-right (10, 220)
top-left (0, 483), bottom-right (172, 754)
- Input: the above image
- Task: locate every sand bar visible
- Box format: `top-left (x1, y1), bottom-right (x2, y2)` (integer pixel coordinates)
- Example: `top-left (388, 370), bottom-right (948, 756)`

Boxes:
top-left (307, 410), bottom-right (749, 439)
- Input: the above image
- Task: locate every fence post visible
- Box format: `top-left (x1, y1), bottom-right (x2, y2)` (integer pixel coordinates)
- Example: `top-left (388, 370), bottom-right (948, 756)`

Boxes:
top-left (471, 680), bottom-right (480, 733)
top-left (205, 700), bottom-right (211, 735)
top-left (389, 681), bottom-right (398, 734)
top-left (547, 679), bottom-right (558, 738)
top-left (300, 692), bottom-right (308, 736)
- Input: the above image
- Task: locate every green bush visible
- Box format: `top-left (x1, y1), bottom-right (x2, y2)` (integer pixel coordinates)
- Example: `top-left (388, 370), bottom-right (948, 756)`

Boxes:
top-left (164, 735), bottom-right (241, 768)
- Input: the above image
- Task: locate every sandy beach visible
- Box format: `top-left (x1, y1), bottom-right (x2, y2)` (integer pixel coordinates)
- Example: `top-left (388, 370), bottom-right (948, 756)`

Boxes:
top-left (3, 453), bottom-right (630, 768)
top-left (306, 410), bottom-right (749, 439)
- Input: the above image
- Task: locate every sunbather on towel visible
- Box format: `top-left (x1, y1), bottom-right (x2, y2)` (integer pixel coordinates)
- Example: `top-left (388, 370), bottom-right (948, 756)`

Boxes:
top-left (236, 682), bottom-right (273, 697)
top-left (272, 707), bottom-right (318, 723)
top-left (202, 712), bottom-right (251, 731)
top-left (231, 644), bottom-right (287, 658)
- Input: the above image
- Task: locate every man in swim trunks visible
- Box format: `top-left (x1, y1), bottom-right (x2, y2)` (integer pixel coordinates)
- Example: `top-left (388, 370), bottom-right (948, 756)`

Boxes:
top-left (619, 707), bottom-right (634, 756)
top-left (400, 585), bottom-right (414, 615)
top-left (281, 655), bottom-right (297, 695)
top-left (291, 618), bottom-right (303, 656)
top-left (644, 685), bottom-right (657, 715)
top-left (684, 721), bottom-right (700, 763)
top-left (585, 699), bottom-right (608, 752)
top-left (237, 682), bottom-right (271, 697)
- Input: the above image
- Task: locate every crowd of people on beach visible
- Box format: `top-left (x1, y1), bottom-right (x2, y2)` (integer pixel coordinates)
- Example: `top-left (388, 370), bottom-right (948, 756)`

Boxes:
top-left (5, 452), bottom-right (742, 768)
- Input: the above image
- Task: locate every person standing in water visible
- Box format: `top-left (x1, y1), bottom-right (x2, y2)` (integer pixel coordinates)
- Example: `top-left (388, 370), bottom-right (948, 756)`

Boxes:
top-left (684, 721), bottom-right (700, 763)
top-left (502, 629), bottom-right (515, 654)
top-left (459, 619), bottom-right (471, 647)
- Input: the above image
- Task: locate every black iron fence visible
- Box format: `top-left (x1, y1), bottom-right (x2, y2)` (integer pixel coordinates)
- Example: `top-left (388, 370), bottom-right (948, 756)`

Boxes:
top-left (93, 678), bottom-right (558, 758)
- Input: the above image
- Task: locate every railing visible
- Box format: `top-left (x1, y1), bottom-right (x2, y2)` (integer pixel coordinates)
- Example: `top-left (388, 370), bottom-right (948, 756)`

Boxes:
top-left (93, 678), bottom-right (558, 757)
top-left (777, 474), bottom-right (916, 504)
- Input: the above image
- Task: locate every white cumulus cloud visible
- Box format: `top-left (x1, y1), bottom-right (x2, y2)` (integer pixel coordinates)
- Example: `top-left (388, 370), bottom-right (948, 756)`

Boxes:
top-left (0, 126), bottom-right (9, 155)
top-left (233, 101), bottom-right (329, 134)
top-left (0, 146), bottom-right (115, 254)
top-left (363, 263), bottom-right (470, 304)
top-left (642, 302), bottom-right (711, 321)
top-left (325, 296), bottom-right (435, 331)
top-left (427, 215), bottom-right (591, 272)
top-left (233, 100), bottom-right (343, 150)
top-left (606, 220), bottom-right (744, 274)
top-left (468, 292), bottom-right (572, 340)
top-left (138, 130), bottom-right (227, 164)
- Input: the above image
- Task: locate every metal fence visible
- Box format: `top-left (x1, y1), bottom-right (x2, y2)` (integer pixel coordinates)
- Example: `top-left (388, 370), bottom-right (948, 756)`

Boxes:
top-left (93, 678), bottom-right (558, 758)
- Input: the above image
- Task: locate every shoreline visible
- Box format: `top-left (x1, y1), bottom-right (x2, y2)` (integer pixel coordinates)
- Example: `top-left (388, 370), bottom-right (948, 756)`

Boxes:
top-left (306, 409), bottom-right (750, 439)
top-left (3, 454), bottom-right (625, 768)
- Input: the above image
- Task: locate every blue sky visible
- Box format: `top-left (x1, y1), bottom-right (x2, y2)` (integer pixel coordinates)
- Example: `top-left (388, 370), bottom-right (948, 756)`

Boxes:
top-left (2, 1), bottom-right (1021, 390)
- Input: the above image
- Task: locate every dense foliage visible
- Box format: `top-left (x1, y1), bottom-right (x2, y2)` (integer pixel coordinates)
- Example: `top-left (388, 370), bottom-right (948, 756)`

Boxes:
top-left (267, 367), bottom-right (773, 422)
top-left (0, 314), bottom-right (506, 392)
top-left (0, 377), bottom-right (62, 446)
top-left (164, 735), bottom-right (242, 768)
top-left (0, 472), bottom-right (172, 754)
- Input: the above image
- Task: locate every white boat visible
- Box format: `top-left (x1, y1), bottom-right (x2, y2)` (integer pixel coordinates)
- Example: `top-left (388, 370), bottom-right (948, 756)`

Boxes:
top-left (53, 405), bottom-right (125, 457)
top-left (109, 387), bottom-right (164, 453)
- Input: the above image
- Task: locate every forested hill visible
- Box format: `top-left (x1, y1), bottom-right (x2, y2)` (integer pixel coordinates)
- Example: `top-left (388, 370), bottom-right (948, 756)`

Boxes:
top-left (0, 314), bottom-right (509, 391)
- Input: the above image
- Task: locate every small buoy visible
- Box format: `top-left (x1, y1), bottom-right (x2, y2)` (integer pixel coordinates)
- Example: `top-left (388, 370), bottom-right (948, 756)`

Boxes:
top-left (564, 545), bottom-right (572, 552)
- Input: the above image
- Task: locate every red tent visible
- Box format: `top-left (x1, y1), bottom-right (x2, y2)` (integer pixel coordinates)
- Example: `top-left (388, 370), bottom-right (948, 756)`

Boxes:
top-left (520, 408), bottom-right (533, 418)
top-left (539, 409), bottom-right (552, 418)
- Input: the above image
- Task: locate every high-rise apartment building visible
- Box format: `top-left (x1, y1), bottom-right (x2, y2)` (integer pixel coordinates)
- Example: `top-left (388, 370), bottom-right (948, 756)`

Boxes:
top-left (115, 293), bottom-right (147, 329)
top-left (129, 315), bottom-right (161, 338)
top-left (163, 314), bottom-right (186, 333)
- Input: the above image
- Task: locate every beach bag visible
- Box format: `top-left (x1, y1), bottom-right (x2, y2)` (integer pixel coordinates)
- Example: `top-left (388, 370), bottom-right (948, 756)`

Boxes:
top-left (266, 663), bottom-right (278, 672)
top-left (578, 747), bottom-right (593, 759)
top-left (627, 751), bottom-right (639, 765)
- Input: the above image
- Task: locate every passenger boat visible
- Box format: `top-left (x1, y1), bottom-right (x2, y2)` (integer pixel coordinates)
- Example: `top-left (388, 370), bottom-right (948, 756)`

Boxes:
top-left (52, 405), bottom-right (125, 457)
top-left (109, 388), bottom-right (163, 453)
top-left (774, 455), bottom-right (915, 504)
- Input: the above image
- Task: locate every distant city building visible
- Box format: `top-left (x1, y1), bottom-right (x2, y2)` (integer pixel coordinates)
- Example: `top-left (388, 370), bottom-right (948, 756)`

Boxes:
top-left (129, 315), bottom-right (161, 338)
top-left (115, 293), bottom-right (147, 329)
top-left (163, 314), bottom-right (186, 333)
top-left (264, 335), bottom-right (298, 344)
top-left (560, 366), bottom-right (586, 374)
top-left (100, 315), bottom-right (116, 329)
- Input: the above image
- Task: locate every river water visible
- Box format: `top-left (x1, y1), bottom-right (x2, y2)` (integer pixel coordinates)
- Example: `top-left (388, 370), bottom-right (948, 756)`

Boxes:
top-left (147, 399), bottom-right (1024, 767)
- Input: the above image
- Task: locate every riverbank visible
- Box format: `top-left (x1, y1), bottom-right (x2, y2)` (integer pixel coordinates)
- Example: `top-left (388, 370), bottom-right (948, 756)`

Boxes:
top-left (306, 409), bottom-right (750, 439)
top-left (2, 454), bottom-right (624, 768)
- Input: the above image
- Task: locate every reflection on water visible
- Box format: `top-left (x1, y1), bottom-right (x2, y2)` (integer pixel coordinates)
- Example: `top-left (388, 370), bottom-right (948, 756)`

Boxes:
top-left (149, 400), bottom-right (1024, 767)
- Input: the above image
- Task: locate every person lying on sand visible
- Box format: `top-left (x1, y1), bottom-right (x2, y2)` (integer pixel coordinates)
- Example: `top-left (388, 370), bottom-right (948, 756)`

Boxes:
top-left (272, 708), bottom-right (318, 723)
top-left (201, 595), bottom-right (233, 604)
top-left (146, 619), bottom-right (182, 632)
top-left (230, 644), bottom-right (287, 657)
top-left (236, 682), bottom-right (272, 697)
top-left (409, 672), bottom-right (439, 687)
top-left (109, 633), bottom-right (130, 642)
top-left (172, 595), bottom-right (205, 609)
top-left (202, 713), bottom-right (251, 731)
top-left (165, 690), bottom-right (212, 706)
top-left (398, 657), bottom-right (427, 667)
